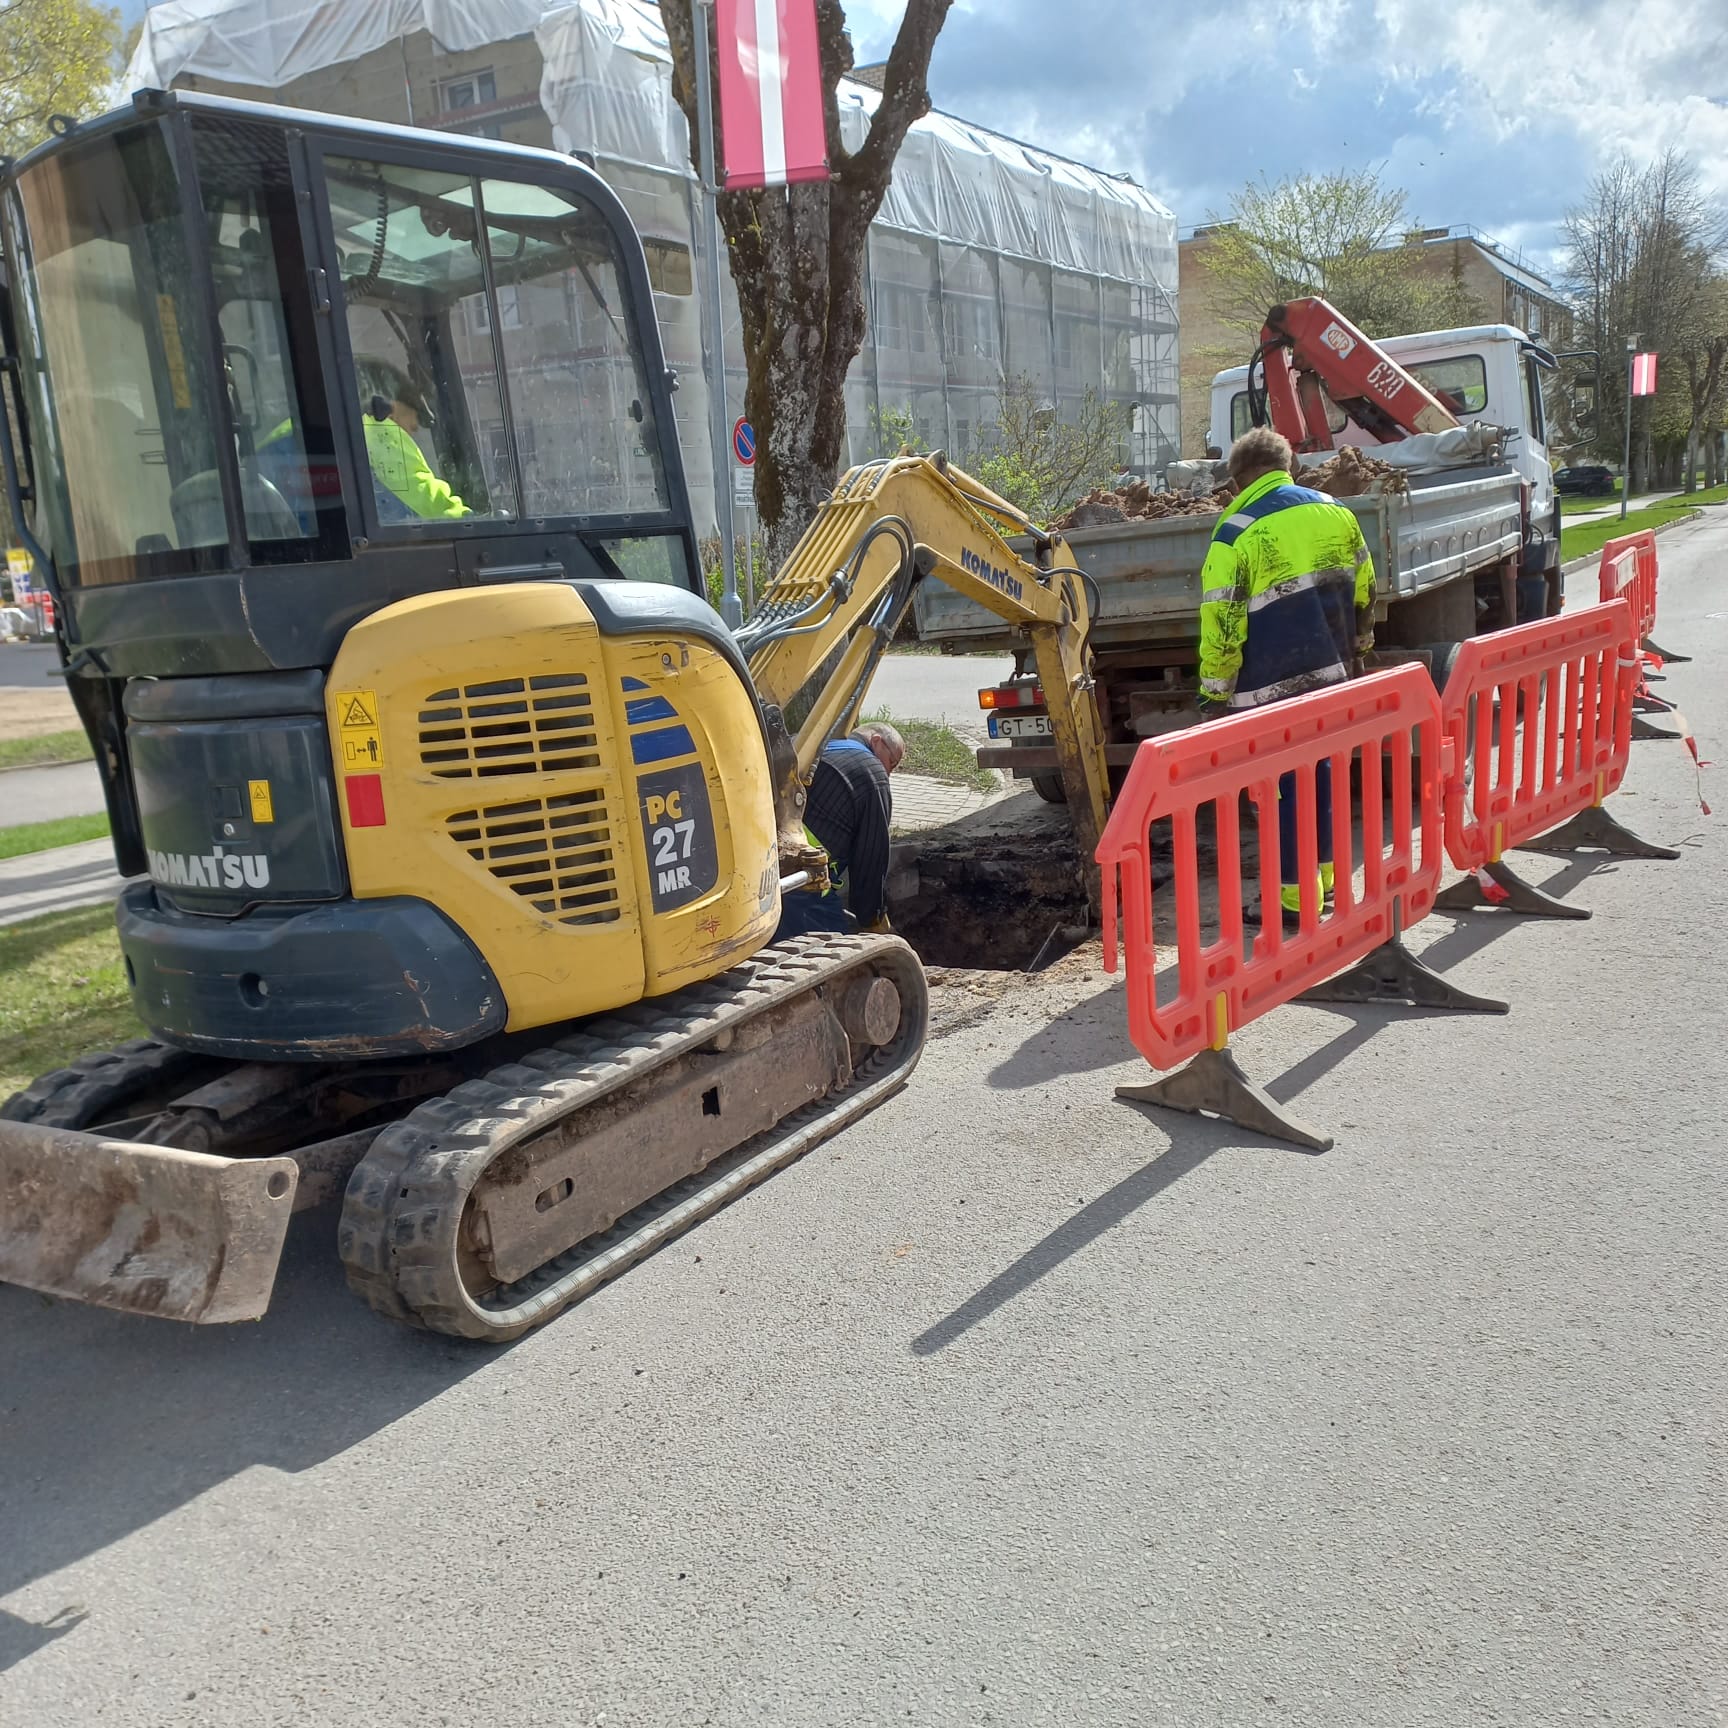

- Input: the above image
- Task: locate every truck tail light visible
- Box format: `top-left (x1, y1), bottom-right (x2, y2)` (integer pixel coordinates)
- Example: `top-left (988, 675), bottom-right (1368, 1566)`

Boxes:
top-left (978, 684), bottom-right (1044, 710)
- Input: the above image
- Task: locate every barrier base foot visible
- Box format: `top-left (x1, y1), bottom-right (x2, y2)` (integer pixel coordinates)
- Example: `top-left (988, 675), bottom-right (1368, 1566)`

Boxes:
top-left (1644, 636), bottom-right (1690, 664)
top-left (1631, 711), bottom-right (1682, 741)
top-left (1299, 936), bottom-right (1510, 1014)
top-left (1519, 804), bottom-right (1681, 861)
top-left (1116, 1047), bottom-right (1333, 1153)
top-left (1433, 859), bottom-right (1591, 920)
top-left (1634, 691), bottom-right (1674, 713)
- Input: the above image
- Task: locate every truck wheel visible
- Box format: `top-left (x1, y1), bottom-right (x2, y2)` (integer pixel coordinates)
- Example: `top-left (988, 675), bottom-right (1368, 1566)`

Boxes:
top-left (1030, 771), bottom-right (1067, 804)
top-left (1416, 641), bottom-right (1463, 695)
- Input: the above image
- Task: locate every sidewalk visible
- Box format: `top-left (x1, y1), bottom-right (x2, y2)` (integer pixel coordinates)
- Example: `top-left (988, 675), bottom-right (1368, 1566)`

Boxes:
top-left (0, 759), bottom-right (105, 824)
top-left (1563, 488), bottom-right (1678, 524)
top-left (0, 839), bottom-right (127, 927)
top-left (891, 768), bottom-right (1010, 834)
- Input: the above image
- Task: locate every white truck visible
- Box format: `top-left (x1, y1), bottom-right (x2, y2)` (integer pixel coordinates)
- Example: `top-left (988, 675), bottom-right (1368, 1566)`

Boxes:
top-left (913, 319), bottom-right (1565, 796)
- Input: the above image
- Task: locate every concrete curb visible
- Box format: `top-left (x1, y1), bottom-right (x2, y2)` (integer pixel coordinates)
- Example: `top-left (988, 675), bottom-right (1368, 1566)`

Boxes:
top-left (0, 756), bottom-right (90, 776)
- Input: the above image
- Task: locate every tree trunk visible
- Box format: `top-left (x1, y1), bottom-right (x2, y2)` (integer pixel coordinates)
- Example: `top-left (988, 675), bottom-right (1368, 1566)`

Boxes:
top-left (659, 0), bottom-right (953, 573)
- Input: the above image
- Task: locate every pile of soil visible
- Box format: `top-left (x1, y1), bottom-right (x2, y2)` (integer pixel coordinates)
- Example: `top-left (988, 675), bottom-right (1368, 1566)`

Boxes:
top-left (1053, 479), bottom-right (1234, 529)
top-left (1304, 444), bottom-right (1409, 499)
top-left (1052, 446), bottom-right (1408, 530)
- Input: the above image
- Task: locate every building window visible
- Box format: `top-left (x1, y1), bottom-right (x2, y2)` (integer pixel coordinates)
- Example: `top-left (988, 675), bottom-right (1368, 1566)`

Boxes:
top-left (466, 283), bottom-right (521, 334)
top-left (440, 70), bottom-right (496, 113)
top-left (441, 69), bottom-right (502, 139)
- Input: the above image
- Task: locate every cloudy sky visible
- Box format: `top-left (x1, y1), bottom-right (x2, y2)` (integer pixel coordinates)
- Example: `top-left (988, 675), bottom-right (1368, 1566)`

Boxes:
top-left (847, 0), bottom-right (1728, 276)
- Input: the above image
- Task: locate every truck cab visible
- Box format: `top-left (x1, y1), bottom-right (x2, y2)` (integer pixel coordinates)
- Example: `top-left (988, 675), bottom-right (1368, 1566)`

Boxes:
top-left (1210, 323), bottom-right (1561, 589)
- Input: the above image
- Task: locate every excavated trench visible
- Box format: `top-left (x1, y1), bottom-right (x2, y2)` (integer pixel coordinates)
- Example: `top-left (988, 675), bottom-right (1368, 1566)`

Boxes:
top-left (886, 791), bottom-right (1094, 972)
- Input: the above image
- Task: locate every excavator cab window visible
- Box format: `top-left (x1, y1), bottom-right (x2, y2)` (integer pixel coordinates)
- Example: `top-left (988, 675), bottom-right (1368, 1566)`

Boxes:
top-left (198, 116), bottom-right (347, 563)
top-left (5, 124), bottom-right (235, 586)
top-left (4, 115), bottom-right (353, 585)
top-left (322, 153), bottom-right (673, 533)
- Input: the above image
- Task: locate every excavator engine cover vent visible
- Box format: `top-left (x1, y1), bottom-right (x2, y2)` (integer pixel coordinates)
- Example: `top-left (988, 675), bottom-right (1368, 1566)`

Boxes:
top-left (418, 674), bottom-right (601, 778)
top-left (448, 790), bottom-right (621, 926)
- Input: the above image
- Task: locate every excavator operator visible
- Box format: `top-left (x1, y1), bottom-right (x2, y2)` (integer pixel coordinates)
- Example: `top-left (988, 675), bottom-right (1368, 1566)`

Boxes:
top-left (776, 721), bottom-right (905, 941)
top-left (357, 359), bottom-right (471, 523)
top-left (1198, 426), bottom-right (1376, 924)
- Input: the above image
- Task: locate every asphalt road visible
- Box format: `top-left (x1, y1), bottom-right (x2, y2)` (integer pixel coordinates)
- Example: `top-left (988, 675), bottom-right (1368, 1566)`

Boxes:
top-left (0, 643), bottom-right (64, 690)
top-left (866, 649), bottom-right (1016, 729)
top-left (1, 514), bottom-right (1724, 1725)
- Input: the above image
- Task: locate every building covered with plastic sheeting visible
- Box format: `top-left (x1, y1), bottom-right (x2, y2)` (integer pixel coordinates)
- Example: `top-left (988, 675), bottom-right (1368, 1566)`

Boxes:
top-left (127, 0), bottom-right (1179, 537)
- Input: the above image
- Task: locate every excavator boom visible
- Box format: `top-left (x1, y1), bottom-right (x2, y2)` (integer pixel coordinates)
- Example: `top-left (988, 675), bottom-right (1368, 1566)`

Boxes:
top-left (740, 454), bottom-right (1113, 874)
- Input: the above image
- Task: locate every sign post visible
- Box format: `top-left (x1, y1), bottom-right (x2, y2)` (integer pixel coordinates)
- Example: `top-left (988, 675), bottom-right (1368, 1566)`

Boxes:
top-left (729, 445), bottom-right (756, 615)
top-left (1622, 341), bottom-right (1658, 521)
top-left (692, 0), bottom-right (741, 626)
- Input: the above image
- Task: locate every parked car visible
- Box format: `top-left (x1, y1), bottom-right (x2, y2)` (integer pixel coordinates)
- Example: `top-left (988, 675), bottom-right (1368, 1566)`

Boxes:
top-left (1554, 465), bottom-right (1617, 496)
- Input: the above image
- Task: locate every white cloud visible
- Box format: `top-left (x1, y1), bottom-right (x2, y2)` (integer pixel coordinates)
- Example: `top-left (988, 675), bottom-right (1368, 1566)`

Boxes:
top-left (1372, 0), bottom-right (1728, 193)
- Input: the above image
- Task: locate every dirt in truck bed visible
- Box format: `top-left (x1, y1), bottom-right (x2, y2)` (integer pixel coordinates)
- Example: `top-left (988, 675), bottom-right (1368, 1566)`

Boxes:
top-left (1052, 446), bottom-right (1409, 531)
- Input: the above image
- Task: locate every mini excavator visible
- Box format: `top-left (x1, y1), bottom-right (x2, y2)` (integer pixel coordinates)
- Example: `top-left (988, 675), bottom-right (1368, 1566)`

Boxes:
top-left (0, 92), bottom-right (1110, 1338)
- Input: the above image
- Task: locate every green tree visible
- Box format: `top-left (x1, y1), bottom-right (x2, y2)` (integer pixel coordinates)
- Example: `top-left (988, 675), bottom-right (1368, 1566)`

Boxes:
top-left (972, 374), bottom-right (1129, 520)
top-left (1202, 169), bottom-right (1484, 340)
top-left (1564, 149), bottom-right (1727, 488)
top-left (864, 402), bottom-right (926, 459)
top-left (0, 0), bottom-right (122, 159)
top-left (658, 0), bottom-right (952, 565)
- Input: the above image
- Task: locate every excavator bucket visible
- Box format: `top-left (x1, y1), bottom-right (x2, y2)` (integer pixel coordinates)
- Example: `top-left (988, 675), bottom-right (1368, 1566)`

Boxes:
top-left (0, 1122), bottom-right (298, 1324)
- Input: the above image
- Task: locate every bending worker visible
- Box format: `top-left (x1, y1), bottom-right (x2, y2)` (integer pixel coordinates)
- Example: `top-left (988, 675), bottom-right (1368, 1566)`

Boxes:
top-left (1197, 427), bottom-right (1376, 922)
top-left (358, 360), bottom-right (471, 522)
top-left (774, 721), bottom-right (905, 940)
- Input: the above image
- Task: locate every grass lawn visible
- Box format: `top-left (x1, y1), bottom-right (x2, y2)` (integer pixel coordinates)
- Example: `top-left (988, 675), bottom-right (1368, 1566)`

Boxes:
top-left (0, 812), bottom-right (111, 860)
top-left (0, 728), bottom-right (94, 771)
top-left (0, 902), bottom-right (140, 1101)
top-left (1560, 487), bottom-right (1727, 563)
top-left (864, 709), bottom-right (996, 791)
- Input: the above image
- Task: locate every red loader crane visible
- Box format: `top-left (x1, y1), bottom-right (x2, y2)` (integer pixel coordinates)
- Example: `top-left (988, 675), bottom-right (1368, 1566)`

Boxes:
top-left (1249, 298), bottom-right (1463, 453)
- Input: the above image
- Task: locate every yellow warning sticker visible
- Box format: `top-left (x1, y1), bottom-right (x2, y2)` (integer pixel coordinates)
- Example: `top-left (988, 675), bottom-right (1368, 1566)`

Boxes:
top-left (248, 779), bottom-right (275, 824)
top-left (334, 688), bottom-right (385, 770)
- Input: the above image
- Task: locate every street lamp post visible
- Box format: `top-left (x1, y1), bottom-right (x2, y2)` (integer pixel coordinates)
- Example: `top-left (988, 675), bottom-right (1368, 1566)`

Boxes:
top-left (1621, 333), bottom-right (1639, 522)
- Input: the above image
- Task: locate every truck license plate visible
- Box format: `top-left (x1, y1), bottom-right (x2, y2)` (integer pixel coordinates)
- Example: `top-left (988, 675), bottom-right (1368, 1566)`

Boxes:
top-left (988, 713), bottom-right (1052, 739)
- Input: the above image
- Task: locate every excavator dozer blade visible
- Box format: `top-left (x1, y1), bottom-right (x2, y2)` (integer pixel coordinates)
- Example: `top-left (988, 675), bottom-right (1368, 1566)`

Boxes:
top-left (0, 1121), bottom-right (298, 1324)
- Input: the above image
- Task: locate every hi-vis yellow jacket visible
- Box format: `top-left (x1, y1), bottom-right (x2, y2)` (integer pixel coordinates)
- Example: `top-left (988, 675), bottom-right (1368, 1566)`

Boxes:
top-left (1197, 468), bottom-right (1376, 712)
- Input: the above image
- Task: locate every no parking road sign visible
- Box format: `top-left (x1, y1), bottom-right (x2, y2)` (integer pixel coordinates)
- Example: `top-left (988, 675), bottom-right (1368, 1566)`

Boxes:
top-left (732, 417), bottom-right (756, 466)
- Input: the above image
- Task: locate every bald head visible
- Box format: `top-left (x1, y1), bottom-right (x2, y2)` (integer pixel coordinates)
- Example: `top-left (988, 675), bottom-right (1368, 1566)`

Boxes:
top-left (853, 721), bottom-right (905, 774)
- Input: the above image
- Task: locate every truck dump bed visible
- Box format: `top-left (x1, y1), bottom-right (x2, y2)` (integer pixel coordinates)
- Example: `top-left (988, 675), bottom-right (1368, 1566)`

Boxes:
top-left (914, 467), bottom-right (1523, 651)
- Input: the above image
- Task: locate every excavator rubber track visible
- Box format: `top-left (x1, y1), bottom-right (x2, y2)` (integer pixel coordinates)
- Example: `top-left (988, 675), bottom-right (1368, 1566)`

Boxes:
top-left (0, 1038), bottom-right (219, 1132)
top-left (337, 932), bottom-right (928, 1341)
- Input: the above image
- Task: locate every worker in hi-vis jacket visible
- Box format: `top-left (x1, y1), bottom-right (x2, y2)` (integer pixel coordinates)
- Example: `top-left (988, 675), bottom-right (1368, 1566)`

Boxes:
top-left (1197, 426), bottom-right (1377, 923)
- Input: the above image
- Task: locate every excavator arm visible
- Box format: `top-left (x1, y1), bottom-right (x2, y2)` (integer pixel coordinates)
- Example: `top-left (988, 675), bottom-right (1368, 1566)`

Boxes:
top-left (739, 454), bottom-right (1112, 873)
top-left (1252, 298), bottom-right (1462, 453)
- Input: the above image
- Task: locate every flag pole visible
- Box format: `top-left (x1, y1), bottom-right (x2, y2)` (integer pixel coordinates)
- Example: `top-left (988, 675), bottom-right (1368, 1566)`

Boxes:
top-left (1621, 334), bottom-right (1638, 522)
top-left (693, 0), bottom-right (741, 626)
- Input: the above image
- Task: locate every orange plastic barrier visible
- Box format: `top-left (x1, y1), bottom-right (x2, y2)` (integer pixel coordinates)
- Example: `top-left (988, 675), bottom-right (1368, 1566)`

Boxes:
top-left (1440, 599), bottom-right (1638, 875)
top-left (1098, 665), bottom-right (1446, 1074)
top-left (1596, 530), bottom-right (1657, 643)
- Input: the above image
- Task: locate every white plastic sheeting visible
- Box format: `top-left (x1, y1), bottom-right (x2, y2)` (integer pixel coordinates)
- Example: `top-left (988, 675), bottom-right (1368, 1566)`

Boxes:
top-left (129, 0), bottom-right (550, 88)
top-left (125, 0), bottom-right (1180, 537)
